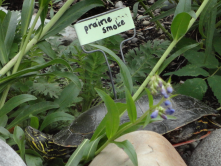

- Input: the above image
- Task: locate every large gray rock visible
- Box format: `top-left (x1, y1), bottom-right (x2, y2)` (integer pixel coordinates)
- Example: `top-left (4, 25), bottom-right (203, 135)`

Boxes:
top-left (0, 139), bottom-right (26, 166)
top-left (189, 129), bottom-right (221, 166)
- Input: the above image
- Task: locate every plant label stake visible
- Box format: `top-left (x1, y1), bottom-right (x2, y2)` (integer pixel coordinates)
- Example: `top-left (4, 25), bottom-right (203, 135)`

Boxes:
top-left (74, 7), bottom-right (136, 99)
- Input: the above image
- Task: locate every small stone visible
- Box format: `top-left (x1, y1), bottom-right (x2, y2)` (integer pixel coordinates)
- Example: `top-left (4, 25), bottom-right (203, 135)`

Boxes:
top-left (131, 38), bottom-right (138, 43)
top-left (158, 29), bottom-right (163, 34)
top-left (137, 15), bottom-right (143, 20)
top-left (154, 9), bottom-right (161, 13)
top-left (120, 34), bottom-right (128, 39)
top-left (148, 0), bottom-right (155, 4)
top-left (126, 30), bottom-right (134, 35)
top-left (142, 20), bottom-right (150, 25)
top-left (115, 1), bottom-right (124, 8)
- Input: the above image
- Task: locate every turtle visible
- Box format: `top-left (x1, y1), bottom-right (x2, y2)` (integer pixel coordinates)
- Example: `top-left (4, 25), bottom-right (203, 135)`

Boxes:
top-left (25, 94), bottom-right (221, 160)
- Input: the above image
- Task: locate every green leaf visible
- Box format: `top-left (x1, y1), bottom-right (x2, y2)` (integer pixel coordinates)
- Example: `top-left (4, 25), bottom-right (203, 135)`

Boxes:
top-left (164, 64), bottom-right (209, 76)
top-left (0, 115), bottom-right (8, 127)
top-left (82, 134), bottom-right (104, 162)
top-left (208, 75), bottom-right (221, 104)
top-left (133, 2), bottom-right (139, 19)
top-left (173, 0), bottom-right (191, 19)
top-left (113, 140), bottom-right (138, 166)
top-left (65, 139), bottom-right (90, 166)
top-left (176, 78), bottom-right (207, 100)
top-left (0, 94), bottom-right (37, 117)
top-left (0, 59), bottom-right (72, 84)
top-left (149, 0), bottom-right (167, 11)
top-left (43, 0), bottom-right (103, 39)
top-left (40, 112), bottom-right (74, 131)
top-left (0, 23), bottom-right (7, 65)
top-left (13, 126), bottom-right (25, 160)
top-left (7, 101), bottom-right (59, 129)
top-left (55, 83), bottom-right (81, 109)
top-left (158, 42), bottom-right (200, 74)
top-left (171, 12), bottom-right (191, 40)
top-left (125, 87), bottom-right (137, 123)
top-left (30, 116), bottom-right (39, 129)
top-left (145, 88), bottom-right (153, 107)
top-left (213, 32), bottom-right (221, 55)
top-left (95, 88), bottom-right (120, 139)
top-left (184, 51), bottom-right (219, 69)
top-left (90, 44), bottom-right (133, 93)
top-left (151, 8), bottom-right (175, 22)
top-left (21, 0), bottom-right (34, 37)
top-left (0, 126), bottom-right (11, 139)
top-left (2, 11), bottom-right (19, 57)
top-left (0, 10), bottom-right (6, 22)
top-left (25, 154), bottom-right (43, 166)
top-left (37, 40), bottom-right (56, 59)
top-left (41, 71), bottom-right (82, 89)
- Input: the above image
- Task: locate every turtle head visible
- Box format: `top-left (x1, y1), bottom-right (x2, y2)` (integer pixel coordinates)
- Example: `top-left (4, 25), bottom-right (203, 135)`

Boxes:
top-left (25, 126), bottom-right (50, 157)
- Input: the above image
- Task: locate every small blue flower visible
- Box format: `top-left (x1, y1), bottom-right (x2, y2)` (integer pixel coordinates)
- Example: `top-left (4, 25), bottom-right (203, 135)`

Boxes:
top-left (166, 85), bottom-right (173, 94)
top-left (161, 86), bottom-right (169, 98)
top-left (164, 100), bottom-right (171, 106)
top-left (165, 108), bottom-right (175, 115)
top-left (151, 110), bottom-right (159, 119)
top-left (158, 80), bottom-right (163, 88)
top-left (160, 114), bottom-right (168, 120)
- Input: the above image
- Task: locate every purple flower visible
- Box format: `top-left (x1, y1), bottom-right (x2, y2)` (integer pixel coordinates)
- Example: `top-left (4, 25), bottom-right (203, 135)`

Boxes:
top-left (161, 114), bottom-right (168, 120)
top-left (165, 108), bottom-right (175, 115)
top-left (158, 80), bottom-right (163, 88)
top-left (166, 85), bottom-right (173, 94)
top-left (164, 100), bottom-right (171, 106)
top-left (161, 86), bottom-right (169, 98)
top-left (151, 110), bottom-right (159, 119)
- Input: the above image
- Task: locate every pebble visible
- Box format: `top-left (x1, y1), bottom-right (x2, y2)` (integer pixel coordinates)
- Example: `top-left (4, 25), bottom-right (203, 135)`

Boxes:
top-left (161, 0), bottom-right (177, 11)
top-left (154, 9), bottom-right (161, 13)
top-left (137, 15), bottom-right (144, 20)
top-left (148, 0), bottom-right (155, 4)
top-left (126, 30), bottom-right (134, 35)
top-left (131, 38), bottom-right (138, 43)
top-left (120, 34), bottom-right (128, 39)
top-left (158, 29), bottom-right (163, 34)
top-left (115, 1), bottom-right (124, 8)
top-left (143, 20), bottom-right (150, 25)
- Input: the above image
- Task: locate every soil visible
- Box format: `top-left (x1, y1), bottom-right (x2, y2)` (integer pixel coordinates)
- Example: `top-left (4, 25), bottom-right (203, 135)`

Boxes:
top-left (2, 0), bottom-right (221, 165)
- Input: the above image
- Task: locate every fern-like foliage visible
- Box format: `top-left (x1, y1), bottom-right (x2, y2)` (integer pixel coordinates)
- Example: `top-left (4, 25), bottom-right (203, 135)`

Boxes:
top-left (115, 40), bottom-right (170, 98)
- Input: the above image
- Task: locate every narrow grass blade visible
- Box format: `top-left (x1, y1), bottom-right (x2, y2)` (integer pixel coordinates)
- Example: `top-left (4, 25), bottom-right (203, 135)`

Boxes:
top-left (125, 87), bottom-right (137, 123)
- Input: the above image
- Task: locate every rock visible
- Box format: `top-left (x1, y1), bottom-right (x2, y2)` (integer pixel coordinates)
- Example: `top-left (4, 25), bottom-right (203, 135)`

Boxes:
top-left (148, 0), bottom-right (155, 4)
top-left (90, 131), bottom-right (187, 166)
top-left (115, 1), bottom-right (124, 8)
top-left (161, 0), bottom-right (177, 11)
top-left (131, 38), bottom-right (138, 43)
top-left (154, 9), bottom-right (161, 13)
top-left (142, 20), bottom-right (150, 25)
top-left (189, 129), bottom-right (221, 166)
top-left (120, 33), bottom-right (128, 39)
top-left (0, 139), bottom-right (26, 166)
top-left (137, 15), bottom-right (144, 20)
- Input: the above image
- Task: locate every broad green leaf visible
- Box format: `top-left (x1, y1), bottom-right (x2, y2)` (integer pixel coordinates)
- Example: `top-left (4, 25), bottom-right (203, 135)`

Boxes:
top-left (21, 0), bottom-right (34, 37)
top-left (113, 140), bottom-right (138, 166)
top-left (171, 12), bottom-right (191, 40)
top-left (164, 64), bottom-right (209, 76)
top-left (40, 112), bottom-right (74, 131)
top-left (208, 75), bottom-right (221, 104)
top-left (213, 32), bottom-right (221, 55)
top-left (173, 0), bottom-right (191, 19)
top-left (176, 78), bottom-right (207, 100)
top-left (0, 126), bottom-right (11, 139)
top-left (0, 94), bottom-right (37, 117)
top-left (42, 0), bottom-right (103, 39)
top-left (184, 51), bottom-right (219, 69)
top-left (125, 87), bottom-right (137, 123)
top-left (82, 135), bottom-right (104, 162)
top-left (13, 126), bottom-right (25, 160)
top-left (25, 154), bottom-right (43, 166)
top-left (133, 2), bottom-right (139, 19)
top-left (41, 71), bottom-right (82, 89)
top-left (2, 11), bottom-right (19, 56)
top-left (30, 116), bottom-right (39, 129)
top-left (55, 83), bottom-right (81, 109)
top-left (158, 42), bottom-right (200, 74)
top-left (65, 139), bottom-right (90, 166)
top-left (204, 0), bottom-right (217, 63)
top-left (37, 40), bottom-right (56, 59)
top-left (7, 101), bottom-right (59, 129)
top-left (91, 44), bottom-right (133, 93)
top-left (0, 59), bottom-right (72, 84)
top-left (0, 115), bottom-right (8, 127)
top-left (95, 88), bottom-right (120, 139)
top-left (0, 10), bottom-right (6, 22)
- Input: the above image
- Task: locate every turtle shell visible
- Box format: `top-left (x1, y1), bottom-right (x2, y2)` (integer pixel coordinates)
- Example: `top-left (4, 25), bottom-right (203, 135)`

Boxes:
top-left (52, 95), bottom-right (217, 147)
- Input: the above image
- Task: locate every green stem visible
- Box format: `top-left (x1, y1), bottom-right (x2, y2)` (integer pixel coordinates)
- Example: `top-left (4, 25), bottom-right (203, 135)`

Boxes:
top-left (138, 0), bottom-right (173, 41)
top-left (0, 85), bottom-right (10, 109)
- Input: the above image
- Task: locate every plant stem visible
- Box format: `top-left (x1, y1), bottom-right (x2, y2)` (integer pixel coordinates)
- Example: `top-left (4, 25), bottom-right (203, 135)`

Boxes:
top-left (138, 0), bottom-right (173, 41)
top-left (0, 85), bottom-right (10, 108)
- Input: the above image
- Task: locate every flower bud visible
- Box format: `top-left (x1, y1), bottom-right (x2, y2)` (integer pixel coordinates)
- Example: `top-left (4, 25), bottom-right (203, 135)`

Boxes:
top-left (166, 83), bottom-right (173, 93)
top-left (164, 100), bottom-right (171, 106)
top-left (161, 86), bottom-right (169, 98)
top-left (151, 110), bottom-right (159, 119)
top-left (165, 108), bottom-right (175, 115)
top-left (160, 114), bottom-right (168, 120)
